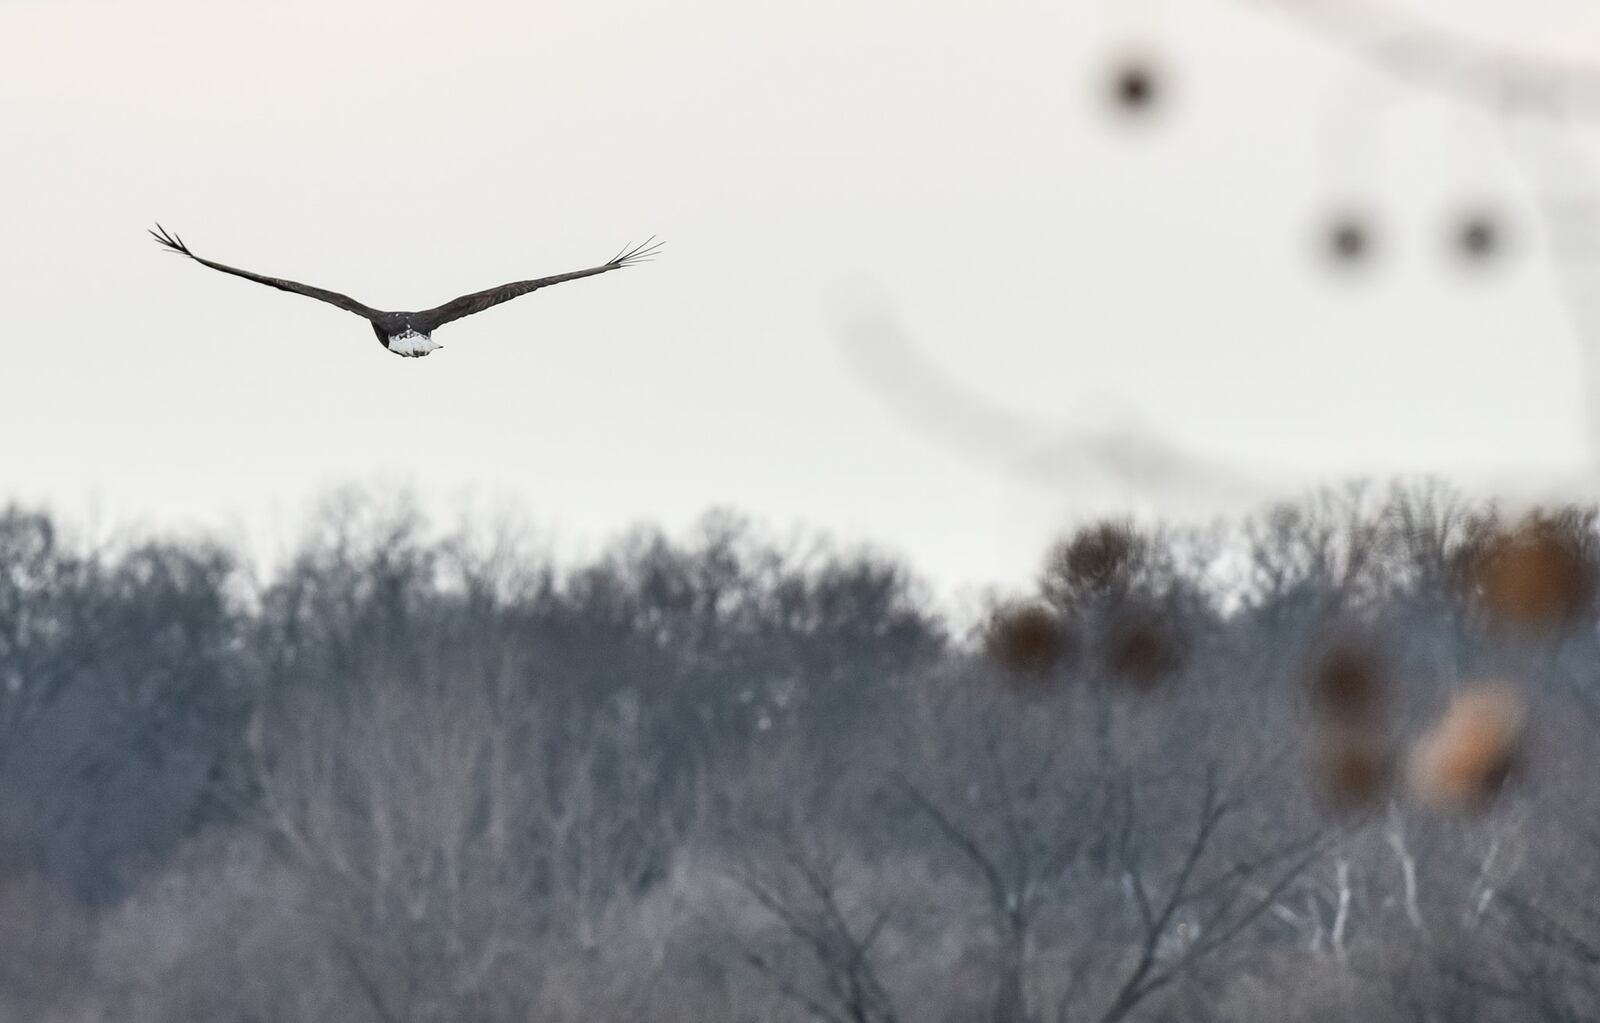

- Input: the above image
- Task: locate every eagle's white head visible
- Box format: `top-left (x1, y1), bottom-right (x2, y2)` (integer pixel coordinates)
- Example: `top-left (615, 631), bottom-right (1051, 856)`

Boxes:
top-left (386, 329), bottom-right (441, 358)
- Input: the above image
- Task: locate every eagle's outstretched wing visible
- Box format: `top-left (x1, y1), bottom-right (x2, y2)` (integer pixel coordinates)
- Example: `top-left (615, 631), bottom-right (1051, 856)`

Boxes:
top-left (150, 224), bottom-right (382, 320)
top-left (411, 237), bottom-right (662, 334)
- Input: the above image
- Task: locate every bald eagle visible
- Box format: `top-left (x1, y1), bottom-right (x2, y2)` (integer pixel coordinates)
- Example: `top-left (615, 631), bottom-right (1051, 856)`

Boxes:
top-left (150, 224), bottom-right (661, 358)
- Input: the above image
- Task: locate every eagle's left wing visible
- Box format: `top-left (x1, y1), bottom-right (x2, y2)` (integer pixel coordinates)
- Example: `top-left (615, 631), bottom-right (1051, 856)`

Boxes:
top-left (150, 224), bottom-right (383, 320)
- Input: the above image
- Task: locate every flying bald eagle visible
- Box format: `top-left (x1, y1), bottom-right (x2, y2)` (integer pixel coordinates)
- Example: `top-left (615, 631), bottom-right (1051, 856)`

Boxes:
top-left (150, 224), bottom-right (662, 358)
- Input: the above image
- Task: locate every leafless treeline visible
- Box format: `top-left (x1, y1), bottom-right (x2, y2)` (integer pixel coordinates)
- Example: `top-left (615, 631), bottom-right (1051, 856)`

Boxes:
top-left (4, 483), bottom-right (1600, 1021)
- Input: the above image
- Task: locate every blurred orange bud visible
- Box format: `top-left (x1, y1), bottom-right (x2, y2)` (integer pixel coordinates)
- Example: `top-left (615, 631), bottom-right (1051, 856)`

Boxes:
top-left (1474, 516), bottom-right (1590, 628)
top-left (1408, 682), bottom-right (1524, 810)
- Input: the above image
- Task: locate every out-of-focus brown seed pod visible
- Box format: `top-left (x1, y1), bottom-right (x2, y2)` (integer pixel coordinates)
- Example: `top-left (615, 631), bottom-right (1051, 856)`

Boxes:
top-left (1106, 612), bottom-right (1182, 689)
top-left (1446, 204), bottom-right (1510, 269)
top-left (1407, 682), bottom-right (1524, 811)
top-left (1456, 213), bottom-right (1502, 263)
top-left (1324, 213), bottom-right (1377, 267)
top-left (1474, 518), bottom-right (1590, 628)
top-left (985, 602), bottom-right (1067, 677)
top-left (1307, 641), bottom-right (1385, 725)
top-left (1312, 728), bottom-right (1392, 809)
top-left (1045, 521), bottom-right (1141, 602)
top-left (1105, 56), bottom-right (1162, 116)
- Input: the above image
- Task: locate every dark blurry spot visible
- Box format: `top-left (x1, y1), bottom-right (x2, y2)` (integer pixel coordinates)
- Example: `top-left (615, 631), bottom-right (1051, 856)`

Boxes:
top-left (986, 602), bottom-right (1068, 678)
top-left (1106, 612), bottom-right (1183, 688)
top-left (1408, 682), bottom-right (1523, 810)
top-left (1114, 65), bottom-right (1156, 110)
top-left (1452, 208), bottom-right (1509, 266)
top-left (1307, 640), bottom-right (1385, 724)
top-left (1312, 729), bottom-right (1392, 809)
top-left (1459, 217), bottom-right (1497, 258)
top-left (1325, 215), bottom-right (1375, 266)
top-left (1046, 521), bottom-right (1140, 601)
top-left (1472, 515), bottom-right (1591, 628)
top-left (1102, 53), bottom-right (1165, 120)
top-left (1306, 632), bottom-right (1392, 810)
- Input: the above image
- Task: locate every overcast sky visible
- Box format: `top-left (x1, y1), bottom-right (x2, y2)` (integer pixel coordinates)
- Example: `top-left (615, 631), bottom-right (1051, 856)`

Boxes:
top-left (4, 0), bottom-right (1600, 600)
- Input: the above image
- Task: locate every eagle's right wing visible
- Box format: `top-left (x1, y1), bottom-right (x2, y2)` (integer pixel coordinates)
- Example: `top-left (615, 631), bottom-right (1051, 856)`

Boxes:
top-left (150, 224), bottom-right (382, 320)
top-left (411, 237), bottom-right (662, 333)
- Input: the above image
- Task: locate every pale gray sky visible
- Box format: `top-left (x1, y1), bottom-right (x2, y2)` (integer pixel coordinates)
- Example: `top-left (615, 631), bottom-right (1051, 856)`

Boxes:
top-left (4, 0), bottom-right (1600, 598)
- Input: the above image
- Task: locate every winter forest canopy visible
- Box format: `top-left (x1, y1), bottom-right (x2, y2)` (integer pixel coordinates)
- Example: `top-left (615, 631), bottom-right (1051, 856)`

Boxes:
top-left (5, 482), bottom-right (1600, 1022)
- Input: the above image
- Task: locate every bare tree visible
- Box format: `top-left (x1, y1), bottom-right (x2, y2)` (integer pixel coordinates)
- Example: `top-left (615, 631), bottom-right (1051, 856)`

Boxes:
top-left (736, 814), bottom-right (902, 1023)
